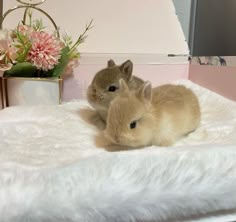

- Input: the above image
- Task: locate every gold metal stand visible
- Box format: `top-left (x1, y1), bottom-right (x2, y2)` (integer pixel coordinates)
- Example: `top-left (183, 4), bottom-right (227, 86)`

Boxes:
top-left (0, 0), bottom-right (62, 108)
top-left (0, 77), bottom-right (4, 109)
top-left (0, 0), bottom-right (59, 37)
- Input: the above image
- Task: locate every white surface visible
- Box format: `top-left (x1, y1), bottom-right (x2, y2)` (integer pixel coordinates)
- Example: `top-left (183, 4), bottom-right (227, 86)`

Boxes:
top-left (3, 0), bottom-right (189, 55)
top-left (0, 80), bottom-right (236, 221)
top-left (190, 214), bottom-right (236, 222)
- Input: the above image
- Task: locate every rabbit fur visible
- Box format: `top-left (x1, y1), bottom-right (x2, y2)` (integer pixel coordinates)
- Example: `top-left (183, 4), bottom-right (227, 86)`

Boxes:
top-left (87, 59), bottom-right (144, 123)
top-left (103, 79), bottom-right (201, 150)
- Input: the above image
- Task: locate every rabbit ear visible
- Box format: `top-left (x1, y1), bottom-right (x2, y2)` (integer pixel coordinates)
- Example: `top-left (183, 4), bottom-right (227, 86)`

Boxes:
top-left (136, 82), bottom-right (152, 102)
top-left (119, 60), bottom-right (133, 81)
top-left (107, 59), bottom-right (116, 67)
top-left (119, 78), bottom-right (129, 93)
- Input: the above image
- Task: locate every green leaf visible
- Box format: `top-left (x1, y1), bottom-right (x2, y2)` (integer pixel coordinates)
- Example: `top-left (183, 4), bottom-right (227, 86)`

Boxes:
top-left (50, 46), bottom-right (70, 78)
top-left (16, 43), bottom-right (31, 63)
top-left (3, 62), bottom-right (37, 77)
top-left (14, 31), bottom-right (32, 63)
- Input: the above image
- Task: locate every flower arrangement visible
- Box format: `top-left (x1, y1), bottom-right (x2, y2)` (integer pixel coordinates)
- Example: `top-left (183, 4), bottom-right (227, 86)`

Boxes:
top-left (0, 3), bottom-right (93, 79)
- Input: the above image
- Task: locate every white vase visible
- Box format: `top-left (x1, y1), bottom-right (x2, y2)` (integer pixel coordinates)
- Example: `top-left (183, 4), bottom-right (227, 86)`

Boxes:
top-left (3, 77), bottom-right (63, 107)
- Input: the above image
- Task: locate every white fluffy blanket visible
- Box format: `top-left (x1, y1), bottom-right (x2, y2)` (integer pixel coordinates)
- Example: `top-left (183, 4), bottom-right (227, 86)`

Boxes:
top-left (0, 80), bottom-right (236, 222)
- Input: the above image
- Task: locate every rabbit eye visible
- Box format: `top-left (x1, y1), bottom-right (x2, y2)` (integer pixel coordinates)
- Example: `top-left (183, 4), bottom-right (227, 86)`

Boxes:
top-left (108, 85), bottom-right (117, 92)
top-left (130, 121), bottom-right (136, 129)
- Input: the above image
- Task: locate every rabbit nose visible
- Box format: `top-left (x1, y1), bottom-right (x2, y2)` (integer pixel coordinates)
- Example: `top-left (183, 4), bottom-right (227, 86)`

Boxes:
top-left (108, 134), bottom-right (119, 144)
top-left (92, 94), bottom-right (97, 99)
top-left (104, 131), bottom-right (121, 144)
top-left (114, 135), bottom-right (120, 143)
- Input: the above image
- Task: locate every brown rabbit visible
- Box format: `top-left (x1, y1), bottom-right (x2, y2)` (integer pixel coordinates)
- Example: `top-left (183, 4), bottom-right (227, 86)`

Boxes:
top-left (87, 59), bottom-right (144, 122)
top-left (103, 79), bottom-right (201, 149)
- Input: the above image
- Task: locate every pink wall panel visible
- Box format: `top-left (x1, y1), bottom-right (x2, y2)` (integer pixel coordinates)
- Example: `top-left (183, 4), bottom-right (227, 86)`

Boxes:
top-left (189, 65), bottom-right (236, 101)
top-left (62, 64), bottom-right (189, 101)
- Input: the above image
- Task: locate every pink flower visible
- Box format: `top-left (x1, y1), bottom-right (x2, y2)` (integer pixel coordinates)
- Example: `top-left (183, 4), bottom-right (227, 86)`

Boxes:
top-left (0, 62), bottom-right (13, 72)
top-left (0, 29), bottom-right (17, 71)
top-left (62, 58), bottom-right (79, 78)
top-left (17, 25), bottom-right (34, 35)
top-left (27, 31), bottom-right (62, 71)
top-left (0, 30), bottom-right (8, 51)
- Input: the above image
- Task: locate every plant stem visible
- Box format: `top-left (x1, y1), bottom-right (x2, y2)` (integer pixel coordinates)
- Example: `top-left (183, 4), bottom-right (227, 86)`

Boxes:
top-left (68, 19), bottom-right (93, 55)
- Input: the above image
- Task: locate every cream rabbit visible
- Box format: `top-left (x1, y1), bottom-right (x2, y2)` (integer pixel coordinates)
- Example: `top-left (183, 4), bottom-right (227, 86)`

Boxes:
top-left (87, 59), bottom-right (144, 122)
top-left (103, 79), bottom-right (201, 149)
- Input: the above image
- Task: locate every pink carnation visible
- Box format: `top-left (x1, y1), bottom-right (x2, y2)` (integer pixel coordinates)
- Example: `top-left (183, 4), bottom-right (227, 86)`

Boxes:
top-left (28, 31), bottom-right (62, 71)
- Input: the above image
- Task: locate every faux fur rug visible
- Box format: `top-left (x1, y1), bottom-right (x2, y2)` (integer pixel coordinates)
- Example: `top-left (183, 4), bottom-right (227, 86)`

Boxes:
top-left (0, 80), bottom-right (236, 222)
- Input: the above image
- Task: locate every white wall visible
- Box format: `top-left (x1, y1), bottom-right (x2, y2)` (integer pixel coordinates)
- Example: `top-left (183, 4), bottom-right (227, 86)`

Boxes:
top-left (3, 0), bottom-right (189, 56)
